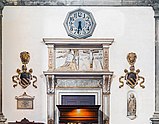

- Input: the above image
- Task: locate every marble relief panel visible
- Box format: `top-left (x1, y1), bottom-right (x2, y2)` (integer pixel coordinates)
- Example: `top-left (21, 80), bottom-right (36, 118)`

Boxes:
top-left (55, 49), bottom-right (103, 71)
top-left (127, 91), bottom-right (137, 120)
top-left (56, 79), bottom-right (102, 88)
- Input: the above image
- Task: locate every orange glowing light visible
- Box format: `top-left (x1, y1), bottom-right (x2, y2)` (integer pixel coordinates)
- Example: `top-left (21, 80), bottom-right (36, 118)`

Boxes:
top-left (67, 109), bottom-right (96, 117)
top-left (76, 109), bottom-right (81, 113)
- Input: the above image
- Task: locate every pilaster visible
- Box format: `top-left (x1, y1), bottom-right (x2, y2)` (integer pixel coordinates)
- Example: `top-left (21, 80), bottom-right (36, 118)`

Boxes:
top-left (46, 75), bottom-right (55, 124)
top-left (103, 45), bottom-right (109, 71)
top-left (151, 3), bottom-right (159, 124)
top-left (48, 45), bottom-right (55, 71)
top-left (0, 1), bottom-right (7, 123)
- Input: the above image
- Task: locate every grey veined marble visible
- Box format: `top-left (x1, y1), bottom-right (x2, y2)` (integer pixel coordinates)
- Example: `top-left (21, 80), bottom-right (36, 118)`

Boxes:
top-left (56, 79), bottom-right (102, 88)
top-left (3, 0), bottom-right (156, 6)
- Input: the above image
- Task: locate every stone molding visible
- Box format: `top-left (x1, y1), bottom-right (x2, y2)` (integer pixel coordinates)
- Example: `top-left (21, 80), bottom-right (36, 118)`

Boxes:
top-left (153, 5), bottom-right (159, 18)
top-left (1, 0), bottom-right (158, 6)
top-left (0, 114), bottom-right (7, 123)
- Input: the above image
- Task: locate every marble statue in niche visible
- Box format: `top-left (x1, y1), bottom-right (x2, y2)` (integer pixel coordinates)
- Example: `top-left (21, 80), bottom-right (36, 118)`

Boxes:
top-left (127, 92), bottom-right (137, 120)
top-left (55, 49), bottom-right (103, 71)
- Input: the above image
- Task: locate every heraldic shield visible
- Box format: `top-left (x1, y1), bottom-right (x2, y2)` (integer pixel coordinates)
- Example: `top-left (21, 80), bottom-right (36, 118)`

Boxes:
top-left (124, 66), bottom-right (139, 89)
top-left (18, 65), bottom-right (33, 88)
top-left (119, 52), bottom-right (145, 89)
top-left (12, 51), bottom-right (37, 89)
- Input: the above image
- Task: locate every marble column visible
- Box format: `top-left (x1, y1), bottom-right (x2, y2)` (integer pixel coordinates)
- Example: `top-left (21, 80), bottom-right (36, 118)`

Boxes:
top-left (0, 2), bottom-right (6, 123)
top-left (151, 4), bottom-right (159, 124)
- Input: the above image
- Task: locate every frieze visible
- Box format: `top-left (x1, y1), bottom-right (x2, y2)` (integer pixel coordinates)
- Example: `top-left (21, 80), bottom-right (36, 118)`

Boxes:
top-left (56, 79), bottom-right (102, 88)
top-left (55, 49), bottom-right (103, 71)
top-left (3, 0), bottom-right (157, 6)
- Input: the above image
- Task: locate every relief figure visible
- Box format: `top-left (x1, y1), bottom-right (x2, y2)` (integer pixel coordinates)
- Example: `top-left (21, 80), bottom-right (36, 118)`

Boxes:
top-left (56, 49), bottom-right (78, 71)
top-left (127, 92), bottom-right (137, 120)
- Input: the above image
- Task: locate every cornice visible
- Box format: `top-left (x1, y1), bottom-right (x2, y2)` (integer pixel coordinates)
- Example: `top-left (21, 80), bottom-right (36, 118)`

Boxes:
top-left (1, 0), bottom-right (156, 6)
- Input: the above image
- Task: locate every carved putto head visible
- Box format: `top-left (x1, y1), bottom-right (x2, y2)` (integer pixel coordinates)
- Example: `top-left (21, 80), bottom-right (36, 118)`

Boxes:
top-left (127, 52), bottom-right (137, 66)
top-left (20, 51), bottom-right (30, 65)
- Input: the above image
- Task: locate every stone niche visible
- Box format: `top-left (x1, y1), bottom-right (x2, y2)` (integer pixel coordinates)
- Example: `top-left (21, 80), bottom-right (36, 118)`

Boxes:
top-left (43, 38), bottom-right (114, 124)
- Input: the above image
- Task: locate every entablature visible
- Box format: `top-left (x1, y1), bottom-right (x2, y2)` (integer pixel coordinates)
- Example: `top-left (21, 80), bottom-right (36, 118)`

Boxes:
top-left (43, 38), bottom-right (114, 72)
top-left (43, 38), bottom-right (114, 95)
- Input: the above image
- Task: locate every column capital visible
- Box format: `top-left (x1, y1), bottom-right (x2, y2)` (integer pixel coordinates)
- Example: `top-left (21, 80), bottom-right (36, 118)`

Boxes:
top-left (0, 1), bottom-right (4, 11)
top-left (152, 3), bottom-right (159, 18)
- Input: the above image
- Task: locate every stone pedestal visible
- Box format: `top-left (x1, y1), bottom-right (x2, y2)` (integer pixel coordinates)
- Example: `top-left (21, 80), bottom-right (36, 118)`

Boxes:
top-left (0, 2), bottom-right (7, 124)
top-left (151, 4), bottom-right (159, 124)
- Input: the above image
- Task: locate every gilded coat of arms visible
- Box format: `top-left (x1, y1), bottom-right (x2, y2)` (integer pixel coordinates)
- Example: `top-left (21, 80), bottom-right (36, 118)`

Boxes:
top-left (12, 51), bottom-right (37, 89)
top-left (119, 52), bottom-right (145, 89)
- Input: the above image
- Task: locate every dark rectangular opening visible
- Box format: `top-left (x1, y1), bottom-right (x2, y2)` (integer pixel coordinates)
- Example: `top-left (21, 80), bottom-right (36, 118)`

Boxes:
top-left (61, 95), bottom-right (95, 105)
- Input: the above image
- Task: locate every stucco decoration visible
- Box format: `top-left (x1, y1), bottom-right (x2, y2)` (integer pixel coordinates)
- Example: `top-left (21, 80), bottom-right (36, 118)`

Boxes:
top-left (127, 91), bottom-right (137, 120)
top-left (119, 52), bottom-right (145, 89)
top-left (12, 51), bottom-right (37, 89)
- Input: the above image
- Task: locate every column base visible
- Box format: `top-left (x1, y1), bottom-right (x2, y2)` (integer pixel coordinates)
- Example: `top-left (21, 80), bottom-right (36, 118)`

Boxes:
top-left (0, 113), bottom-right (7, 123)
top-left (150, 112), bottom-right (159, 124)
top-left (48, 119), bottom-right (54, 124)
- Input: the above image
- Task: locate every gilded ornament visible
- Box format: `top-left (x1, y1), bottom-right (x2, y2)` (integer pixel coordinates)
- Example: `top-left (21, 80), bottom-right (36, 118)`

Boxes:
top-left (127, 52), bottom-right (137, 66)
top-left (119, 52), bottom-right (145, 89)
top-left (20, 51), bottom-right (30, 65)
top-left (12, 51), bottom-right (37, 89)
